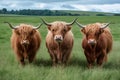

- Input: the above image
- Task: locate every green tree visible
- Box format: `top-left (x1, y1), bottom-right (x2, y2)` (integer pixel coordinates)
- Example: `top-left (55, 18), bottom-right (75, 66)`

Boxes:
top-left (2, 8), bottom-right (7, 14)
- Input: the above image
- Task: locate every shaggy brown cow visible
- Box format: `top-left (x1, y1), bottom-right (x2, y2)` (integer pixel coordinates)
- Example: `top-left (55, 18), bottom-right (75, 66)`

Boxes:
top-left (5, 22), bottom-right (42, 65)
top-left (76, 22), bottom-right (113, 68)
top-left (42, 18), bottom-right (77, 66)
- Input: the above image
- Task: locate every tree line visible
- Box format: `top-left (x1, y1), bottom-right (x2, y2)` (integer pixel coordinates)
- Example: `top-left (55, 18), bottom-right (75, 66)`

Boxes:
top-left (0, 8), bottom-right (81, 16)
top-left (0, 8), bottom-right (120, 16)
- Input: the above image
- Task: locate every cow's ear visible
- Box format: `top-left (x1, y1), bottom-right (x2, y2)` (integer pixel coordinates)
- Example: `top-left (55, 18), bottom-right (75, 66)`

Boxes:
top-left (67, 26), bottom-right (71, 31)
top-left (81, 28), bottom-right (86, 34)
top-left (47, 25), bottom-right (51, 30)
top-left (14, 29), bottom-right (20, 35)
top-left (31, 29), bottom-right (36, 35)
top-left (99, 28), bottom-right (104, 34)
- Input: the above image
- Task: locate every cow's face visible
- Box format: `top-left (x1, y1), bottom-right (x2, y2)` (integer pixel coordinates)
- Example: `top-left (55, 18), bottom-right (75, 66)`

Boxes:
top-left (14, 25), bottom-right (36, 46)
top-left (76, 22), bottom-right (110, 46)
top-left (5, 22), bottom-right (42, 46)
top-left (48, 22), bottom-right (71, 43)
top-left (81, 24), bottom-right (104, 45)
top-left (41, 18), bottom-right (77, 43)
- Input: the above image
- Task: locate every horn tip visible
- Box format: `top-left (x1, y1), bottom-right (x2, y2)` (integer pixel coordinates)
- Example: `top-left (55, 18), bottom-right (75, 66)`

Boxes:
top-left (40, 18), bottom-right (44, 21)
top-left (40, 23), bottom-right (43, 26)
top-left (4, 21), bottom-right (8, 23)
top-left (75, 18), bottom-right (78, 20)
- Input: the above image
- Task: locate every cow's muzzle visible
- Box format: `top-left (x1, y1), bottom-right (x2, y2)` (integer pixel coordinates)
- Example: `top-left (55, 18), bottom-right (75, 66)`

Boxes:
top-left (54, 35), bottom-right (63, 43)
top-left (21, 40), bottom-right (29, 45)
top-left (88, 39), bottom-right (96, 45)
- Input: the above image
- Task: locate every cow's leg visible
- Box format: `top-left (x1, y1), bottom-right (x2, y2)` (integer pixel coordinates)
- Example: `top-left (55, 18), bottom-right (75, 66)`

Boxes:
top-left (103, 50), bottom-right (107, 62)
top-left (53, 54), bottom-right (58, 66)
top-left (48, 50), bottom-right (57, 66)
top-left (97, 54), bottom-right (104, 67)
top-left (16, 51), bottom-right (25, 66)
top-left (97, 49), bottom-right (106, 67)
top-left (28, 52), bottom-right (36, 63)
top-left (84, 51), bottom-right (94, 69)
top-left (20, 58), bottom-right (25, 66)
top-left (86, 58), bottom-right (93, 69)
top-left (56, 52), bottom-right (61, 64)
top-left (62, 50), bottom-right (71, 65)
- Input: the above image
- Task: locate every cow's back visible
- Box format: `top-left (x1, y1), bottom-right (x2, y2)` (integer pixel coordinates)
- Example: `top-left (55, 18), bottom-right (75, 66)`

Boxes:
top-left (46, 31), bottom-right (58, 49)
top-left (102, 28), bottom-right (113, 53)
top-left (62, 31), bottom-right (74, 49)
top-left (11, 30), bottom-right (19, 52)
top-left (33, 30), bottom-right (41, 51)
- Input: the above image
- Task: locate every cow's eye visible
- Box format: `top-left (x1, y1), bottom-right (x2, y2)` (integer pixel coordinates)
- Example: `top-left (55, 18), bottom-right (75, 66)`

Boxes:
top-left (95, 32), bottom-right (101, 37)
top-left (63, 29), bottom-right (66, 32)
top-left (95, 32), bottom-right (98, 36)
top-left (95, 32), bottom-right (100, 36)
top-left (86, 33), bottom-right (89, 37)
top-left (30, 31), bottom-right (33, 35)
top-left (52, 29), bottom-right (55, 32)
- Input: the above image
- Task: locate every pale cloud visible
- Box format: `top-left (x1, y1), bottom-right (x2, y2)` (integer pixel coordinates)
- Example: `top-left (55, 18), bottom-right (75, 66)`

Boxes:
top-left (0, 0), bottom-right (120, 13)
top-left (9, 4), bottom-right (17, 8)
top-left (72, 4), bottom-right (120, 13)
top-left (34, 3), bottom-right (46, 9)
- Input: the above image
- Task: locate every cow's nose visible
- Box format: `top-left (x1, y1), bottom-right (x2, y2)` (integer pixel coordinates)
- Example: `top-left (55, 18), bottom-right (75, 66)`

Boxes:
top-left (54, 35), bottom-right (63, 42)
top-left (88, 39), bottom-right (96, 45)
top-left (21, 40), bottom-right (29, 45)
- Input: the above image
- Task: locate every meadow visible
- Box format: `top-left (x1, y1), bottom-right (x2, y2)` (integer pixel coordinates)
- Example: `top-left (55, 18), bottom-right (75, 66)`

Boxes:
top-left (0, 16), bottom-right (120, 80)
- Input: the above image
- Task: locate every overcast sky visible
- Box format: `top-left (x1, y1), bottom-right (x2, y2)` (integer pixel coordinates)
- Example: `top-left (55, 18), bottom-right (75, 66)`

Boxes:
top-left (0, 0), bottom-right (120, 13)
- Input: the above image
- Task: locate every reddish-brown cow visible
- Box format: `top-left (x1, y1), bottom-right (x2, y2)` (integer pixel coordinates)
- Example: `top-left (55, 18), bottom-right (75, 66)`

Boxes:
top-left (5, 22), bottom-right (42, 65)
top-left (42, 18), bottom-right (77, 66)
top-left (76, 22), bottom-right (113, 68)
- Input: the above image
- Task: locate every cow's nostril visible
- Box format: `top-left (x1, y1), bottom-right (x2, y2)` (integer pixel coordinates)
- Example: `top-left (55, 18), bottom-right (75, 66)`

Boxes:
top-left (21, 40), bottom-right (29, 45)
top-left (56, 38), bottom-right (61, 40)
top-left (88, 39), bottom-right (96, 45)
top-left (54, 35), bottom-right (63, 43)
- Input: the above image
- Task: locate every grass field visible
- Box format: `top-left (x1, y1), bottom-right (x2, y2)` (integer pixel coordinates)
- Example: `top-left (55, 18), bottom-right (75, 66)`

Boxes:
top-left (61, 10), bottom-right (115, 16)
top-left (0, 16), bottom-right (120, 80)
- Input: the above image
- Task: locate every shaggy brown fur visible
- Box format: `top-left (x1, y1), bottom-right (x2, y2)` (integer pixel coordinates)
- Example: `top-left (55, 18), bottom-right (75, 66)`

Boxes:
top-left (11, 24), bottom-right (41, 65)
top-left (46, 21), bottom-right (74, 66)
top-left (81, 23), bottom-right (112, 68)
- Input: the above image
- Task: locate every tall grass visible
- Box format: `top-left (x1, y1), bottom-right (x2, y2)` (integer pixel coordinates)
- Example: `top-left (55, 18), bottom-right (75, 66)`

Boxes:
top-left (0, 16), bottom-right (120, 80)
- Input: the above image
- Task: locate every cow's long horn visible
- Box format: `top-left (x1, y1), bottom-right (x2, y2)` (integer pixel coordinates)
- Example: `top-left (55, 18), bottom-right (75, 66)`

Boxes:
top-left (4, 22), bottom-right (16, 29)
top-left (33, 23), bottom-right (43, 29)
top-left (41, 18), bottom-right (51, 26)
top-left (101, 23), bottom-right (110, 29)
top-left (66, 18), bottom-right (78, 26)
top-left (76, 21), bottom-right (84, 28)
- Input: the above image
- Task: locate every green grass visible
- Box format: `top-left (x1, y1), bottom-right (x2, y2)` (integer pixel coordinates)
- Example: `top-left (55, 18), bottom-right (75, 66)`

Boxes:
top-left (60, 10), bottom-right (115, 16)
top-left (0, 16), bottom-right (120, 80)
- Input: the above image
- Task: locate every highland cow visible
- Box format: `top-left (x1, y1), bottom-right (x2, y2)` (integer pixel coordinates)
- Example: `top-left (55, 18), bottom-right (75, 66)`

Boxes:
top-left (76, 22), bottom-right (113, 68)
top-left (42, 18), bottom-right (77, 66)
top-left (5, 22), bottom-right (42, 65)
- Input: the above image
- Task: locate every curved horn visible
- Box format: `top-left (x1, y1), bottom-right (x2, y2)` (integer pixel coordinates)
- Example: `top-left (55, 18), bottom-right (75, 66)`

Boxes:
top-left (33, 23), bottom-right (43, 29)
top-left (76, 21), bottom-right (84, 28)
top-left (41, 18), bottom-right (51, 26)
top-left (4, 22), bottom-right (16, 29)
top-left (101, 23), bottom-right (110, 29)
top-left (66, 18), bottom-right (78, 26)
